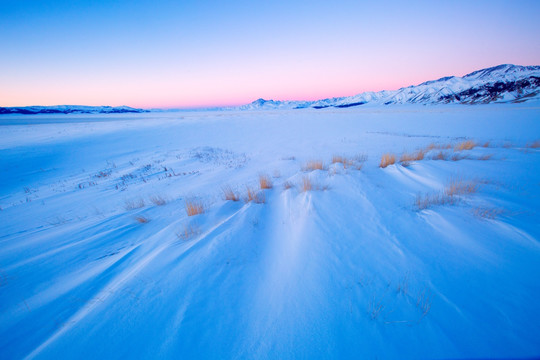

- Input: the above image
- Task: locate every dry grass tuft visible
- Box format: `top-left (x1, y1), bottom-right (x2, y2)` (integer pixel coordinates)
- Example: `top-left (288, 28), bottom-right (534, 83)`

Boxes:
top-left (415, 179), bottom-right (479, 210)
top-left (303, 160), bottom-right (324, 171)
top-left (415, 192), bottom-right (456, 210)
top-left (477, 154), bottom-right (494, 161)
top-left (354, 153), bottom-right (368, 161)
top-left (332, 155), bottom-right (345, 164)
top-left (302, 176), bottom-right (313, 192)
top-left (526, 140), bottom-right (540, 149)
top-left (245, 186), bottom-right (257, 202)
top-left (244, 186), bottom-right (266, 204)
top-left (400, 149), bottom-right (425, 163)
top-left (259, 174), bottom-right (273, 189)
top-left (472, 207), bottom-right (504, 220)
top-left (177, 224), bottom-right (201, 241)
top-left (354, 153), bottom-right (368, 170)
top-left (125, 198), bottom-right (145, 210)
top-left (432, 151), bottom-right (449, 161)
top-left (283, 181), bottom-right (293, 190)
top-left (300, 177), bottom-right (327, 192)
top-left (444, 179), bottom-right (478, 197)
top-left (222, 185), bottom-right (240, 201)
top-left (481, 141), bottom-right (491, 148)
top-left (455, 140), bottom-right (477, 151)
top-left (149, 195), bottom-right (167, 206)
top-left (253, 191), bottom-right (266, 204)
top-left (401, 161), bottom-right (411, 167)
top-left (502, 142), bottom-right (513, 148)
top-left (380, 153), bottom-right (396, 168)
top-left (332, 155), bottom-right (357, 169)
top-left (451, 153), bottom-right (469, 161)
top-left (134, 215), bottom-right (150, 223)
top-left (426, 143), bottom-right (452, 151)
top-left (185, 198), bottom-right (205, 216)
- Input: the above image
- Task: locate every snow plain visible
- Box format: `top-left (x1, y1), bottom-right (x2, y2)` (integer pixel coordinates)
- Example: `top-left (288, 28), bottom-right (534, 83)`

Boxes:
top-left (0, 104), bottom-right (539, 359)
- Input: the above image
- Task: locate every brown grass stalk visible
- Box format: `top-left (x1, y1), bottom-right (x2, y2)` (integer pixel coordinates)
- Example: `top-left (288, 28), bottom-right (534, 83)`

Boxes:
top-left (222, 186), bottom-right (240, 201)
top-left (177, 224), bottom-right (201, 241)
top-left (185, 198), bottom-right (205, 216)
top-left (134, 215), bottom-right (150, 223)
top-left (149, 195), bottom-right (167, 206)
top-left (303, 160), bottom-right (324, 171)
top-left (125, 198), bottom-right (145, 210)
top-left (259, 174), bottom-right (273, 189)
top-left (455, 140), bottom-right (477, 151)
top-left (380, 153), bottom-right (396, 168)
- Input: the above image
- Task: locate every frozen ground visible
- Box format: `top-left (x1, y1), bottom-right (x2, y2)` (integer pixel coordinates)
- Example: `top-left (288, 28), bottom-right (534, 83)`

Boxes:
top-left (0, 104), bottom-right (539, 359)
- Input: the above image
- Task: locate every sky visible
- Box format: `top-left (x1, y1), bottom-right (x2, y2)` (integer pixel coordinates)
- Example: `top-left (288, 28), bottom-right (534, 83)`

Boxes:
top-left (1, 0), bottom-right (539, 109)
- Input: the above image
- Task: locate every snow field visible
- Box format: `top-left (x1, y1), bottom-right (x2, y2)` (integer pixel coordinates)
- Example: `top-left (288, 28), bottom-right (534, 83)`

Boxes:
top-left (0, 105), bottom-right (539, 359)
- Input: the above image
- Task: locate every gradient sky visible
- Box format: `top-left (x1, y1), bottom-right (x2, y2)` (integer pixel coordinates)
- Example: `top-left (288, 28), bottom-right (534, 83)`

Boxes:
top-left (1, 0), bottom-right (539, 108)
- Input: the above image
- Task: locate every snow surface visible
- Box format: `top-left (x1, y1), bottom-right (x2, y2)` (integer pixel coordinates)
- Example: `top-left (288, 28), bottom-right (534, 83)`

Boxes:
top-left (0, 104), bottom-right (539, 359)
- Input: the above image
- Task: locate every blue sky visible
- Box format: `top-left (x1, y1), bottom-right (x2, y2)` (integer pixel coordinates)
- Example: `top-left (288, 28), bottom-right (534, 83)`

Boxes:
top-left (1, 0), bottom-right (539, 107)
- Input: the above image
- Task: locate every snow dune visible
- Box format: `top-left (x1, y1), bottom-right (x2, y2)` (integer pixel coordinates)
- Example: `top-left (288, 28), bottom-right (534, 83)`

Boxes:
top-left (0, 104), bottom-right (539, 359)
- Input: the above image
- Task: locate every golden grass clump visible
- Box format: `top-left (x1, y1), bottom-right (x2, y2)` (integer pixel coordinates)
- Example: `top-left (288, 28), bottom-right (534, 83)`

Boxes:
top-left (414, 149), bottom-right (426, 161)
top-left (302, 176), bottom-right (313, 192)
top-left (177, 224), bottom-right (201, 241)
top-left (259, 174), bottom-right (273, 189)
top-left (124, 198), bottom-right (145, 210)
top-left (415, 179), bottom-right (479, 210)
top-left (481, 141), bottom-right (490, 148)
top-left (477, 154), bottom-right (493, 161)
top-left (222, 185), bottom-right (240, 201)
top-left (432, 151), bottom-right (449, 161)
top-left (451, 153), bottom-right (469, 161)
top-left (415, 193), bottom-right (456, 210)
top-left (455, 140), bottom-right (477, 151)
top-left (331, 155), bottom-right (345, 164)
top-left (331, 155), bottom-right (356, 169)
top-left (353, 153), bottom-right (368, 170)
top-left (425, 143), bottom-right (452, 151)
top-left (134, 215), bottom-right (150, 223)
top-left (444, 179), bottom-right (478, 197)
top-left (149, 195), bottom-right (167, 206)
top-left (283, 181), bottom-right (293, 190)
top-left (400, 149), bottom-right (425, 163)
top-left (244, 186), bottom-right (266, 204)
top-left (399, 153), bottom-right (413, 162)
top-left (303, 160), bottom-right (324, 171)
top-left (379, 153), bottom-right (396, 168)
top-left (185, 198), bottom-right (205, 216)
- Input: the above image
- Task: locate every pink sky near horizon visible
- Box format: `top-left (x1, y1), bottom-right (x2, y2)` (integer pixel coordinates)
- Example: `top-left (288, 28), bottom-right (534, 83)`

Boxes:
top-left (3, 59), bottom-right (534, 109)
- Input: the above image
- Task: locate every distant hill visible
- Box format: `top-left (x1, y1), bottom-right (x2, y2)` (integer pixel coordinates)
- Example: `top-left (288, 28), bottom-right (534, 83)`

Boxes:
top-left (0, 105), bottom-right (148, 115)
top-left (240, 64), bottom-right (540, 110)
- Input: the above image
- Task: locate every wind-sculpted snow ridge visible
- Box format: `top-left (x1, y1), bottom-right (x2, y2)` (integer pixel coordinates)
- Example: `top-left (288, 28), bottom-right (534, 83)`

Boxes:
top-left (0, 105), bottom-right (148, 115)
top-left (240, 64), bottom-right (540, 110)
top-left (0, 107), bottom-right (539, 359)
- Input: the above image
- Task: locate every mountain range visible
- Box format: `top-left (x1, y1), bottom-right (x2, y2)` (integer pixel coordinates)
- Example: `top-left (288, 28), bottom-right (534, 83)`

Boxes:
top-left (0, 105), bottom-right (148, 115)
top-left (1, 64), bottom-right (538, 114)
top-left (240, 64), bottom-right (540, 110)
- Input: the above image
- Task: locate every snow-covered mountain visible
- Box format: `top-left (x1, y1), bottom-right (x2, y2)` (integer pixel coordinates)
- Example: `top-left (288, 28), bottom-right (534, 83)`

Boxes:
top-left (0, 105), bottom-right (148, 115)
top-left (240, 64), bottom-right (540, 110)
